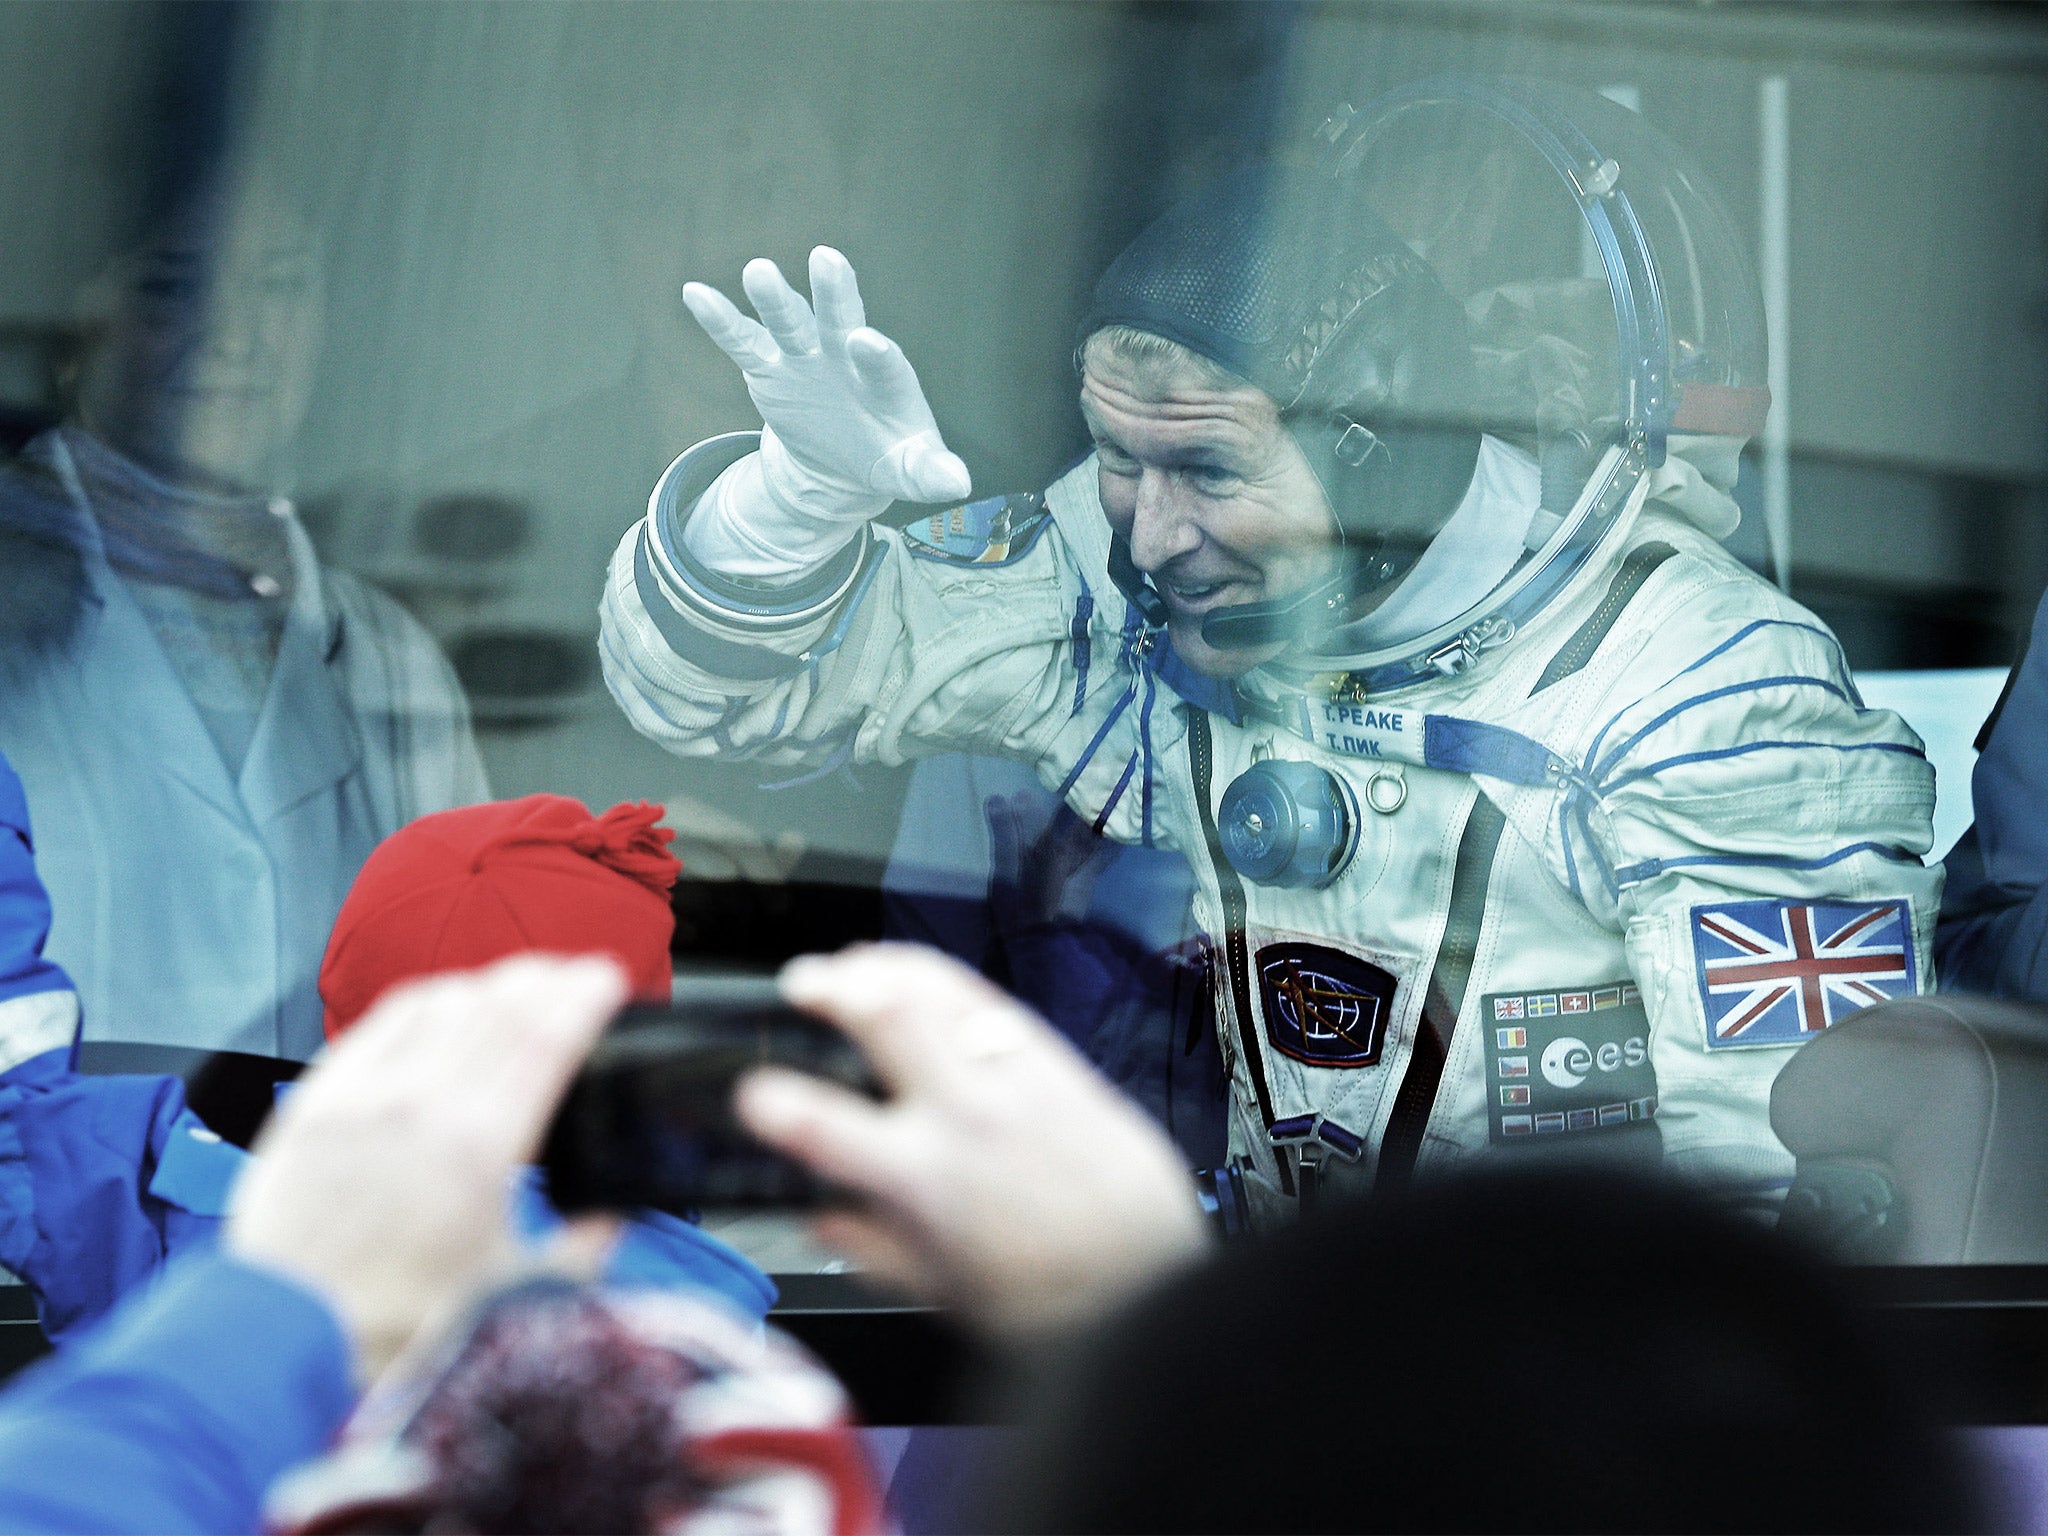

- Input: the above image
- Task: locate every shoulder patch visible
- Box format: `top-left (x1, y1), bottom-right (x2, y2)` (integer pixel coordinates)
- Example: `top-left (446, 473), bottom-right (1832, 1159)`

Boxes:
top-left (1692, 898), bottom-right (1915, 1049)
top-left (902, 493), bottom-right (1051, 567)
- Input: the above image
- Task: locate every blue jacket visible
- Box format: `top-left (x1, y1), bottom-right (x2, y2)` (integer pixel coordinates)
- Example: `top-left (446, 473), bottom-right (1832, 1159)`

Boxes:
top-left (0, 753), bottom-right (75, 1072)
top-left (0, 1251), bottom-right (352, 1535)
top-left (1939, 593), bottom-right (2048, 996)
top-left (884, 752), bottom-right (1226, 1166)
top-left (0, 748), bottom-right (775, 1345)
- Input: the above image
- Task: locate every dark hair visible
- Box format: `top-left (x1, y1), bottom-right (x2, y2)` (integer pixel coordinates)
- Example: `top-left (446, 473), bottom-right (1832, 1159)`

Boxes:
top-left (987, 1166), bottom-right (1983, 1534)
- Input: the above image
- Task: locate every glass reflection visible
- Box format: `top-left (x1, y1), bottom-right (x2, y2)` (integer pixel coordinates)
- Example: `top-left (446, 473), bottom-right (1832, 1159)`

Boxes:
top-left (0, 0), bottom-right (2037, 1306)
top-left (0, 183), bottom-right (485, 1060)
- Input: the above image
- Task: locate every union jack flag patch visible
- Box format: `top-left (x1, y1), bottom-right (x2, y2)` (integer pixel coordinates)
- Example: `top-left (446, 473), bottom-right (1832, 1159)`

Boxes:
top-left (1691, 899), bottom-right (1916, 1050)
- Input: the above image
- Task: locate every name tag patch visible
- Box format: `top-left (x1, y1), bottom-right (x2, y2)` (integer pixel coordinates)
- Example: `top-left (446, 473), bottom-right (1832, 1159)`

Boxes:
top-left (1310, 699), bottom-right (1417, 762)
top-left (1257, 943), bottom-right (1396, 1068)
top-left (1483, 982), bottom-right (1657, 1145)
top-left (1692, 899), bottom-right (1915, 1050)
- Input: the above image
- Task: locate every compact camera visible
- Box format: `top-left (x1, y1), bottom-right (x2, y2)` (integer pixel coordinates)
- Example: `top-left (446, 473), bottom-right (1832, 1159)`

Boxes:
top-left (540, 974), bottom-right (881, 1214)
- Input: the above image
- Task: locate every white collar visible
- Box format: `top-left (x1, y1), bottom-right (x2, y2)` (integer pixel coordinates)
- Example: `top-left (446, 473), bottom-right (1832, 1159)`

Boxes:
top-left (1338, 434), bottom-right (1539, 648)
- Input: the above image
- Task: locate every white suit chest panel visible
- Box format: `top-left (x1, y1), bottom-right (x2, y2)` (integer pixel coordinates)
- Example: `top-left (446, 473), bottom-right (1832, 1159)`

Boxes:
top-left (1196, 715), bottom-right (1478, 1149)
top-left (1422, 807), bottom-right (1638, 1168)
top-left (1197, 520), bottom-right (1685, 1182)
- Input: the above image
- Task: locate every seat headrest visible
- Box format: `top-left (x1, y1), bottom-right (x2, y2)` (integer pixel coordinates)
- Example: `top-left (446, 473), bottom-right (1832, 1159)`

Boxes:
top-left (1771, 995), bottom-right (2048, 1264)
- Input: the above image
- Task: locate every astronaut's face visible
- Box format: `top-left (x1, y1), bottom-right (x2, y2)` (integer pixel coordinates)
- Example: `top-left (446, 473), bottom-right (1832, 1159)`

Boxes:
top-left (1081, 342), bottom-right (1338, 678)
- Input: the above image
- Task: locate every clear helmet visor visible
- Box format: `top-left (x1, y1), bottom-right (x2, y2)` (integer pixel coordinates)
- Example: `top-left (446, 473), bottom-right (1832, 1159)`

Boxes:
top-left (1293, 77), bottom-right (1768, 682)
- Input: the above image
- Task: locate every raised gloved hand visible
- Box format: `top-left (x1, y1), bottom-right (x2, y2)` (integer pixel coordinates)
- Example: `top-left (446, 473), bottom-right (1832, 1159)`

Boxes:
top-left (680, 247), bottom-right (971, 577)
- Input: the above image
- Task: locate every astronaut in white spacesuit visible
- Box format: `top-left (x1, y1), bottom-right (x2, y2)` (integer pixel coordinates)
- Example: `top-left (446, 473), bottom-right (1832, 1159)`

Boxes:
top-left (600, 80), bottom-right (1938, 1225)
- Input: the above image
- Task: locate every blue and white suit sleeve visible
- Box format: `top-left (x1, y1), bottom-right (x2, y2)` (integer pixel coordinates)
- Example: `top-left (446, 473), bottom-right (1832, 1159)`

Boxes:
top-left (0, 1251), bottom-right (354, 1535)
top-left (599, 442), bottom-right (1193, 856)
top-left (0, 748), bottom-right (242, 1344)
top-left (1937, 593), bottom-right (2048, 997)
top-left (1534, 565), bottom-right (1941, 1182)
top-left (0, 1057), bottom-right (231, 1346)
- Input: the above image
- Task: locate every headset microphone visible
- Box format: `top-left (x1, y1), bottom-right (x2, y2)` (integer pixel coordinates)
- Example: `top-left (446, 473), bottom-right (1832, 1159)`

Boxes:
top-left (1105, 533), bottom-right (1170, 629)
top-left (1199, 569), bottom-right (1351, 652)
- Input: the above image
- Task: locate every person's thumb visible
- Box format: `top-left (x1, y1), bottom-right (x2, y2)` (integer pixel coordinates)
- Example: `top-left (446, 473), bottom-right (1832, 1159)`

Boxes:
top-left (881, 434), bottom-right (972, 503)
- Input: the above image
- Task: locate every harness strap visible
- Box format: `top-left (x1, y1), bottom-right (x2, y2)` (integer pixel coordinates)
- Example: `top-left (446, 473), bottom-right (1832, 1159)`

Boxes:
top-left (1187, 708), bottom-right (1289, 1194)
top-left (1376, 794), bottom-right (1505, 1184)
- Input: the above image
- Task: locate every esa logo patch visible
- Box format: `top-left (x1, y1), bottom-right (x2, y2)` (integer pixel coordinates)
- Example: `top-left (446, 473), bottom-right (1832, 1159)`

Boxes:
top-left (1691, 899), bottom-right (1915, 1050)
top-left (1482, 982), bottom-right (1657, 1146)
top-left (1256, 943), bottom-right (1396, 1068)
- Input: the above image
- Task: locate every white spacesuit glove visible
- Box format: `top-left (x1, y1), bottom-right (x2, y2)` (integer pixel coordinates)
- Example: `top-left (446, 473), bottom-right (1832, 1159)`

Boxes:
top-left (680, 246), bottom-right (972, 582)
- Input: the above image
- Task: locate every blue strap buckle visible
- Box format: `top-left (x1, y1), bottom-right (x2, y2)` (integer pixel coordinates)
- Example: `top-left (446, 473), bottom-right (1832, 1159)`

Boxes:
top-left (1268, 1113), bottom-right (1366, 1162)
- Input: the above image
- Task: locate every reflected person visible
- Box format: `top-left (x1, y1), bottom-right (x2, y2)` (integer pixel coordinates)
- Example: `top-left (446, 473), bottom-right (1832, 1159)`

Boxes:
top-left (885, 756), bottom-right (1225, 1167)
top-left (0, 187), bottom-right (484, 1060)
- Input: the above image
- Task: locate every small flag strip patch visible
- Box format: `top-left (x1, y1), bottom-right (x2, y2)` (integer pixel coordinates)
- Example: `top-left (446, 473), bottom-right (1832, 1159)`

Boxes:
top-left (1499, 1096), bottom-right (1656, 1137)
top-left (1493, 985), bottom-right (1638, 1022)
